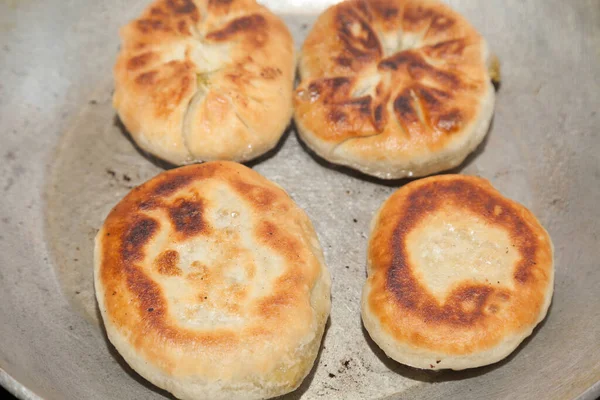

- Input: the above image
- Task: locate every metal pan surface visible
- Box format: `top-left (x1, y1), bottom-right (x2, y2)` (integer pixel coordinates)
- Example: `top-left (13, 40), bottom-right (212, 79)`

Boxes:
top-left (0, 0), bottom-right (598, 399)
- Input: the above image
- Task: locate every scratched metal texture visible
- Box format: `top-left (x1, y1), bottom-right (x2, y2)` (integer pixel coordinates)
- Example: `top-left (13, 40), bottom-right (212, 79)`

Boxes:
top-left (0, 0), bottom-right (599, 399)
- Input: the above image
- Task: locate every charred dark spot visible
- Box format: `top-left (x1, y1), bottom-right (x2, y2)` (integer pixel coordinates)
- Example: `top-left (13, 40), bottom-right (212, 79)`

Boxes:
top-left (329, 109), bottom-right (347, 123)
top-left (346, 96), bottom-right (372, 115)
top-left (121, 218), bottom-right (158, 262)
top-left (336, 56), bottom-right (353, 67)
top-left (406, 57), bottom-right (435, 79)
top-left (374, 103), bottom-right (384, 125)
top-left (138, 199), bottom-right (159, 210)
top-left (154, 175), bottom-right (193, 196)
top-left (415, 86), bottom-right (453, 120)
top-left (127, 52), bottom-right (155, 70)
top-left (378, 52), bottom-right (419, 71)
top-left (135, 70), bottom-right (158, 85)
top-left (209, 0), bottom-right (234, 5)
top-left (206, 14), bottom-right (266, 41)
top-left (166, 0), bottom-right (196, 14)
top-left (336, 8), bottom-right (381, 60)
top-left (393, 93), bottom-right (418, 125)
top-left (380, 51), bottom-right (461, 89)
top-left (418, 87), bottom-right (442, 108)
top-left (354, 1), bottom-right (372, 20)
top-left (169, 198), bottom-right (208, 237)
top-left (330, 77), bottom-right (351, 90)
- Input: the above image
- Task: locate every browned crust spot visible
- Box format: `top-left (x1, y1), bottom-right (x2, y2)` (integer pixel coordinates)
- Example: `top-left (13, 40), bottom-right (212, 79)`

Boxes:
top-left (135, 70), bottom-right (158, 85)
top-left (335, 5), bottom-right (382, 61)
top-left (378, 51), bottom-right (461, 90)
top-left (178, 19), bottom-right (190, 34)
top-left (154, 250), bottom-right (182, 276)
top-left (260, 66), bottom-right (282, 80)
top-left (168, 197), bottom-right (210, 238)
top-left (423, 38), bottom-right (468, 59)
top-left (150, 7), bottom-right (167, 16)
top-left (384, 178), bottom-right (541, 327)
top-left (127, 52), bottom-right (156, 70)
top-left (209, 0), bottom-right (234, 5)
top-left (137, 19), bottom-right (172, 34)
top-left (403, 3), bottom-right (455, 32)
top-left (230, 179), bottom-right (279, 211)
top-left (206, 14), bottom-right (267, 42)
top-left (165, 0), bottom-right (197, 15)
top-left (257, 221), bottom-right (301, 259)
top-left (154, 174), bottom-right (194, 196)
top-left (121, 217), bottom-right (159, 262)
top-left (368, 1), bottom-right (398, 20)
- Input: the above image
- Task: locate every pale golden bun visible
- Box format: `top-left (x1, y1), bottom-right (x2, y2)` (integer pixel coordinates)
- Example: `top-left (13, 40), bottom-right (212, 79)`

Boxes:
top-left (114, 0), bottom-right (295, 165)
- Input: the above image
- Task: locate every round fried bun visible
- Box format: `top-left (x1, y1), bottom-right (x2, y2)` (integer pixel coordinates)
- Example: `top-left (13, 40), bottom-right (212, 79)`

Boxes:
top-left (114, 0), bottom-right (295, 165)
top-left (94, 161), bottom-right (331, 399)
top-left (362, 175), bottom-right (553, 369)
top-left (295, 0), bottom-right (495, 179)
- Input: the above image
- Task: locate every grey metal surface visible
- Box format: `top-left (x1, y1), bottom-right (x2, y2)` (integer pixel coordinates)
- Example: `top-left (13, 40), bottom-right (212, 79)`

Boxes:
top-left (0, 0), bottom-right (599, 399)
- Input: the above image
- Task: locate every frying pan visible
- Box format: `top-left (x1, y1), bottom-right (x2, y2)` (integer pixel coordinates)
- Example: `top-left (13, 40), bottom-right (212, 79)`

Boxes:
top-left (0, 0), bottom-right (599, 399)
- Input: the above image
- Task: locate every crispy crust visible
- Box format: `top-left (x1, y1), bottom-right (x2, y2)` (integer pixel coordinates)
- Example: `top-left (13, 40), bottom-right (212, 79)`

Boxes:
top-left (94, 162), bottom-right (331, 399)
top-left (113, 0), bottom-right (295, 165)
top-left (362, 175), bottom-right (554, 369)
top-left (294, 0), bottom-right (495, 179)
